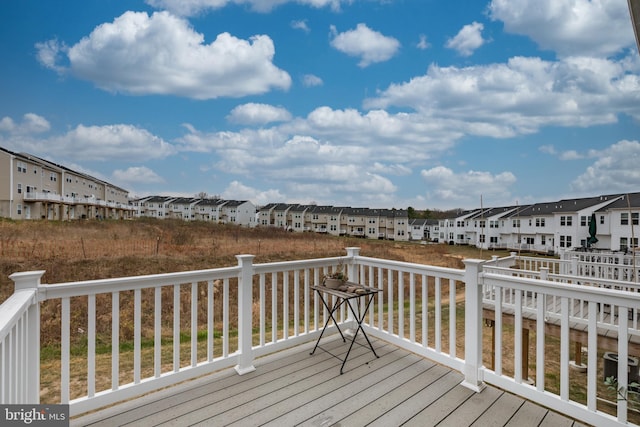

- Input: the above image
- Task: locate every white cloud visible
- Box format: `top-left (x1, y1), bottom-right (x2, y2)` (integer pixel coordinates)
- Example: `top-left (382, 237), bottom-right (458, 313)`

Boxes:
top-left (0, 114), bottom-right (51, 135)
top-left (17, 124), bottom-right (176, 162)
top-left (365, 55), bottom-right (640, 136)
top-left (571, 140), bottom-right (640, 193)
top-left (302, 74), bottom-right (323, 87)
top-left (227, 103), bottom-right (292, 125)
top-left (488, 0), bottom-right (636, 57)
top-left (330, 23), bottom-right (400, 67)
top-left (291, 19), bottom-right (310, 33)
top-left (0, 113), bottom-right (51, 135)
top-left (445, 21), bottom-right (486, 57)
top-left (113, 166), bottom-right (165, 184)
top-left (421, 166), bottom-right (516, 206)
top-left (36, 11), bottom-right (291, 99)
top-left (146, 0), bottom-right (344, 15)
top-left (417, 34), bottom-right (430, 50)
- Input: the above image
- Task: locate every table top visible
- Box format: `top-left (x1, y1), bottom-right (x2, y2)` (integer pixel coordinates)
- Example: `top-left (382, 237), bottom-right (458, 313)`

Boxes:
top-left (312, 282), bottom-right (382, 298)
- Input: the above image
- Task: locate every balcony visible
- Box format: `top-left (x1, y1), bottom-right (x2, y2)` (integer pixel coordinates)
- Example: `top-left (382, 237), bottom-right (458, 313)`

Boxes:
top-left (1, 249), bottom-right (639, 426)
top-left (23, 192), bottom-right (135, 211)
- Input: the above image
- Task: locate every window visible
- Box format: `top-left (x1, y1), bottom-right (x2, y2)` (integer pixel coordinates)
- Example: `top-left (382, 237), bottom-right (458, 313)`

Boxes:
top-left (17, 204), bottom-right (22, 215)
top-left (17, 184), bottom-right (22, 194)
top-left (580, 216), bottom-right (587, 226)
top-left (490, 236), bottom-right (498, 244)
top-left (600, 215), bottom-right (604, 225)
top-left (512, 219), bottom-right (520, 228)
top-left (479, 235), bottom-right (485, 243)
top-left (559, 235), bottom-right (572, 248)
top-left (535, 218), bottom-right (545, 227)
top-left (621, 213), bottom-right (628, 225)
top-left (560, 215), bottom-right (572, 226)
top-left (17, 161), bottom-right (27, 173)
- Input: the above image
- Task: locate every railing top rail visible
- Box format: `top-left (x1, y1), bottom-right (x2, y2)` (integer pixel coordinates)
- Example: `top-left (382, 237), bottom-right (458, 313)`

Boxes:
top-left (253, 255), bottom-right (348, 274)
top-left (0, 290), bottom-right (36, 342)
top-left (482, 271), bottom-right (640, 306)
top-left (355, 255), bottom-right (465, 280)
top-left (41, 266), bottom-right (240, 300)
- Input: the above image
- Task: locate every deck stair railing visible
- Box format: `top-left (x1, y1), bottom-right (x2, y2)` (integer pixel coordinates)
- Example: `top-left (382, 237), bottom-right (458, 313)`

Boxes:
top-left (1, 248), bottom-right (640, 426)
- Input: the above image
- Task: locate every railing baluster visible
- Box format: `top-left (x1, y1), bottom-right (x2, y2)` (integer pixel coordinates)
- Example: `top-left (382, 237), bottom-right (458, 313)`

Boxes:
top-left (560, 297), bottom-right (569, 401)
top-left (283, 272), bottom-right (289, 340)
top-left (259, 274), bottom-right (266, 346)
top-left (88, 294), bottom-right (96, 397)
top-left (409, 272), bottom-right (415, 343)
top-left (207, 280), bottom-right (214, 362)
top-left (223, 279), bottom-right (229, 357)
top-left (61, 297), bottom-right (70, 403)
top-left (112, 291), bottom-right (120, 389)
top-left (514, 290), bottom-right (522, 383)
top-left (422, 275), bottom-right (427, 347)
top-left (134, 288), bottom-right (141, 383)
top-left (435, 277), bottom-right (441, 352)
top-left (398, 271), bottom-right (404, 339)
top-left (173, 284), bottom-right (180, 372)
top-left (272, 272), bottom-right (278, 343)
top-left (495, 284), bottom-right (502, 376)
top-left (293, 270), bottom-right (299, 337)
top-left (536, 291), bottom-right (545, 392)
top-left (388, 269), bottom-right (394, 335)
top-left (449, 278), bottom-right (456, 358)
top-left (587, 301), bottom-right (597, 411)
top-left (154, 287), bottom-right (161, 376)
top-left (190, 282), bottom-right (197, 367)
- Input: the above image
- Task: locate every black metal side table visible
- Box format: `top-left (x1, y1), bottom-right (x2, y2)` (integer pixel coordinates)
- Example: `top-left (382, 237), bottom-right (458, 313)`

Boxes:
top-left (310, 282), bottom-right (382, 374)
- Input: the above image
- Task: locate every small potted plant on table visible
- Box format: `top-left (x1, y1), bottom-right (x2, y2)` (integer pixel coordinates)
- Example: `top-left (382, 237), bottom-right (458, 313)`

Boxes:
top-left (323, 264), bottom-right (347, 289)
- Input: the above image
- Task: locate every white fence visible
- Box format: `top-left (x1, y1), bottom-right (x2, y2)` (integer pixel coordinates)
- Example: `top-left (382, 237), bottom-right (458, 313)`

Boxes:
top-left (1, 248), bottom-right (640, 426)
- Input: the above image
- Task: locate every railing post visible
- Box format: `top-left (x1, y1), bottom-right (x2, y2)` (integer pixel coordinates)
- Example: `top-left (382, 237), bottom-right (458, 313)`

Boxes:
top-left (461, 259), bottom-right (486, 392)
top-left (235, 255), bottom-right (256, 375)
top-left (346, 247), bottom-right (360, 283)
top-left (8, 270), bottom-right (45, 403)
top-left (345, 247), bottom-right (361, 329)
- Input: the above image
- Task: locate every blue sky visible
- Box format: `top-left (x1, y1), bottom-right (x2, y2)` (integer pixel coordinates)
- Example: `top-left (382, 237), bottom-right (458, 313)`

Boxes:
top-left (1, 0), bottom-right (639, 210)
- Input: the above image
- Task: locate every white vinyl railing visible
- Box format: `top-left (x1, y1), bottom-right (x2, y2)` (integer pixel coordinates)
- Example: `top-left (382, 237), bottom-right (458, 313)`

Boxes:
top-left (1, 248), bottom-right (640, 426)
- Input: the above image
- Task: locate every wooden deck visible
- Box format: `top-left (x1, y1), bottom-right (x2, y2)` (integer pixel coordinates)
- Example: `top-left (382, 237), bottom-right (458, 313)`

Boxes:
top-left (72, 335), bottom-right (588, 427)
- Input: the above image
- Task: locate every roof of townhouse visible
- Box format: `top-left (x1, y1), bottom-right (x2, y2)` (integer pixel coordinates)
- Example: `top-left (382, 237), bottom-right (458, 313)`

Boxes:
top-left (596, 192), bottom-right (640, 210)
top-left (289, 204), bottom-right (311, 213)
top-left (550, 195), bottom-right (623, 213)
top-left (258, 203), bottom-right (279, 211)
top-left (410, 218), bottom-right (428, 226)
top-left (170, 197), bottom-right (196, 205)
top-left (469, 205), bottom-right (519, 220)
top-left (142, 196), bottom-right (174, 204)
top-left (194, 198), bottom-right (226, 206)
top-left (221, 200), bottom-right (249, 207)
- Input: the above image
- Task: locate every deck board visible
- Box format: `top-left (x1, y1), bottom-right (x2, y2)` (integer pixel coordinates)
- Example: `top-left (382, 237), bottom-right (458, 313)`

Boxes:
top-left (72, 336), bottom-right (587, 427)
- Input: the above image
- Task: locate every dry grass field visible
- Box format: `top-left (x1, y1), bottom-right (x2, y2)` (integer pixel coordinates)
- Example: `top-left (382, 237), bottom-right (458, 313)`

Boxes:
top-left (0, 217), bottom-right (502, 305)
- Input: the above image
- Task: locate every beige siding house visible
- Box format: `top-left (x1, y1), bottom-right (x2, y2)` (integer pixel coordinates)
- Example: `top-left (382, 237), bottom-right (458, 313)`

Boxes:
top-left (0, 146), bottom-right (133, 220)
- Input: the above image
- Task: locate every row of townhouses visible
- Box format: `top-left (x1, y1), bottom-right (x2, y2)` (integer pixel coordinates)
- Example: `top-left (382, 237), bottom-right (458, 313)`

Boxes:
top-left (3, 145), bottom-right (639, 254)
top-left (437, 193), bottom-right (640, 254)
top-left (131, 196), bottom-right (257, 227)
top-left (257, 204), bottom-right (433, 242)
top-left (0, 146), bottom-right (133, 220)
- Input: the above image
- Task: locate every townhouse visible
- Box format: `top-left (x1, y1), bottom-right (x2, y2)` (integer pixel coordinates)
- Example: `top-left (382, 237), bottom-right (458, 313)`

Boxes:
top-left (439, 193), bottom-right (640, 254)
top-left (0, 146), bottom-right (133, 220)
